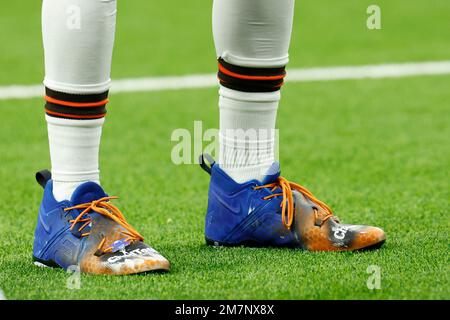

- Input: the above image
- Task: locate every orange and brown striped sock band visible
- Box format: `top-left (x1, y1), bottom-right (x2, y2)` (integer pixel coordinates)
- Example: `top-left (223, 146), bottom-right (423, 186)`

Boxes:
top-left (44, 87), bottom-right (109, 120)
top-left (217, 58), bottom-right (286, 92)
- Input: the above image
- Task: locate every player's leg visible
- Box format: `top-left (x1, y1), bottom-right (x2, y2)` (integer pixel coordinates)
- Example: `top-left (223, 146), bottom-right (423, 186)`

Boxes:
top-left (200, 0), bottom-right (386, 251)
top-left (33, 0), bottom-right (169, 274)
top-left (42, 0), bottom-right (115, 201)
top-left (213, 0), bottom-right (293, 183)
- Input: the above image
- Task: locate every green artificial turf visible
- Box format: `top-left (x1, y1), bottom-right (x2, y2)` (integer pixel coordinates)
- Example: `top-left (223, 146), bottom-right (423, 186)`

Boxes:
top-left (0, 0), bottom-right (449, 300)
top-left (0, 75), bottom-right (448, 299)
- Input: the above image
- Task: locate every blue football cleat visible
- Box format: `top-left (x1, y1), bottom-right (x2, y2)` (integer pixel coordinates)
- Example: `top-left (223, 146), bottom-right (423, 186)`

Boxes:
top-left (200, 154), bottom-right (386, 251)
top-left (32, 170), bottom-right (170, 275)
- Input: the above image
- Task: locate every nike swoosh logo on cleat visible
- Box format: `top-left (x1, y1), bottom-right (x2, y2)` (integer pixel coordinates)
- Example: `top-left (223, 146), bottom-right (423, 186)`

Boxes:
top-left (38, 209), bottom-right (52, 233)
top-left (211, 189), bottom-right (242, 215)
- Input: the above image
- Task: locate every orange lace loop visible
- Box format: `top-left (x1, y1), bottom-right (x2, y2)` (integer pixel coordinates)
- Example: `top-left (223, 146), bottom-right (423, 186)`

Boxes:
top-left (64, 196), bottom-right (144, 253)
top-left (254, 177), bottom-right (334, 230)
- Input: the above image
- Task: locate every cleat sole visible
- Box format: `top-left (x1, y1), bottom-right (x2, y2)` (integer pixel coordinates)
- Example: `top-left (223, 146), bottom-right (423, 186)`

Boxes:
top-left (356, 239), bottom-right (386, 252)
top-left (206, 237), bottom-right (386, 251)
top-left (32, 256), bottom-right (61, 269)
top-left (205, 237), bottom-right (299, 249)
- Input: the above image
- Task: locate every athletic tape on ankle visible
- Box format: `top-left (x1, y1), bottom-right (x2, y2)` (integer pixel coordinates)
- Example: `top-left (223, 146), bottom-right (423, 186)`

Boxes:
top-left (217, 58), bottom-right (286, 92)
top-left (44, 87), bottom-right (108, 120)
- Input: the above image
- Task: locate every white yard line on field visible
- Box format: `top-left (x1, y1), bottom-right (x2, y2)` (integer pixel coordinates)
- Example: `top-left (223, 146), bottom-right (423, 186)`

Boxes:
top-left (1, 60), bottom-right (450, 100)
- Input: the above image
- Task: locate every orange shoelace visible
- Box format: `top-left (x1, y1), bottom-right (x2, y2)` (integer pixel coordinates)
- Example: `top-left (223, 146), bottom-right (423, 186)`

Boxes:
top-left (254, 176), bottom-right (334, 230)
top-left (64, 196), bottom-right (144, 254)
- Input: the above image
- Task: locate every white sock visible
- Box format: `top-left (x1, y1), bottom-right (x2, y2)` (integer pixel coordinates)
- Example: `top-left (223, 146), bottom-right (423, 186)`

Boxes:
top-left (42, 0), bottom-right (117, 94)
top-left (218, 86), bottom-right (279, 183)
top-left (46, 115), bottom-right (104, 201)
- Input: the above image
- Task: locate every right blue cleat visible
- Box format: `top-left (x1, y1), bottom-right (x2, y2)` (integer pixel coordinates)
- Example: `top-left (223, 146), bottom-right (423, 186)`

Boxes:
top-left (32, 170), bottom-right (170, 275)
top-left (200, 154), bottom-right (386, 251)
